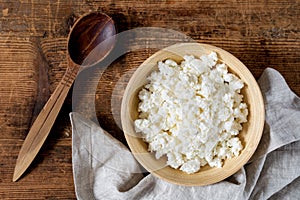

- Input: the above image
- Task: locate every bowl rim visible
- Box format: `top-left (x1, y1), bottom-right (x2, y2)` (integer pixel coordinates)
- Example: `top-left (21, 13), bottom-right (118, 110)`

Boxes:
top-left (121, 42), bottom-right (265, 186)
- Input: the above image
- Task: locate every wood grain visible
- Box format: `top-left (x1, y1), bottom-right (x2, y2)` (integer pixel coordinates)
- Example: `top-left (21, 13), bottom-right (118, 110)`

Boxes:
top-left (0, 0), bottom-right (299, 199)
top-left (13, 57), bottom-right (79, 182)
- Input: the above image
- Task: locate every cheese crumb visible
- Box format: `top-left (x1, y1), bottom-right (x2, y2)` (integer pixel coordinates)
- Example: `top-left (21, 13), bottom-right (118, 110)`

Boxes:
top-left (134, 52), bottom-right (248, 174)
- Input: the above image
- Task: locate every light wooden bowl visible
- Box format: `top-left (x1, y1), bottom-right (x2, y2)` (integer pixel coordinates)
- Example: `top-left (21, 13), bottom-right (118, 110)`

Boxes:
top-left (121, 43), bottom-right (265, 186)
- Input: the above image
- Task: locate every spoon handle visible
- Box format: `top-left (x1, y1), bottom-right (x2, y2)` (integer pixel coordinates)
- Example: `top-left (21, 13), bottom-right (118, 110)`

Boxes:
top-left (13, 62), bottom-right (80, 182)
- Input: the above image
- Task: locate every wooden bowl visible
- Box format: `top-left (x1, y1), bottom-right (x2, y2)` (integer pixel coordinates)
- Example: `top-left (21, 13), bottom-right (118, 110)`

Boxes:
top-left (121, 43), bottom-right (265, 186)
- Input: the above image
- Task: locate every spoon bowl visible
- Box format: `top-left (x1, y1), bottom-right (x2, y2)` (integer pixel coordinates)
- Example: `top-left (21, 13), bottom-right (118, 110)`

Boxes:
top-left (68, 12), bottom-right (116, 66)
top-left (13, 11), bottom-right (116, 182)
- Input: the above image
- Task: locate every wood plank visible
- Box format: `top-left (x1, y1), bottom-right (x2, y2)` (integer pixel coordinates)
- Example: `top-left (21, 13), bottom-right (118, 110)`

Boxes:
top-left (0, 37), bottom-right (39, 140)
top-left (0, 0), bottom-right (299, 199)
top-left (0, 139), bottom-right (74, 199)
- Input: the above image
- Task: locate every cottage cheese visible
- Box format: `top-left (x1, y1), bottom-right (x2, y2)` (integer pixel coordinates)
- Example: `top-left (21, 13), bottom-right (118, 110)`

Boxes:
top-left (134, 52), bottom-right (248, 174)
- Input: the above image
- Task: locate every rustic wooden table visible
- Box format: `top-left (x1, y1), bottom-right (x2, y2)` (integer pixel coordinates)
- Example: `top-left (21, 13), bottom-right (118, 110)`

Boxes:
top-left (0, 1), bottom-right (299, 199)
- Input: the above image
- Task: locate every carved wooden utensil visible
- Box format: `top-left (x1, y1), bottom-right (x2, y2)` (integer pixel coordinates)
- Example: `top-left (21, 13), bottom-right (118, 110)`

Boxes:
top-left (13, 12), bottom-right (116, 182)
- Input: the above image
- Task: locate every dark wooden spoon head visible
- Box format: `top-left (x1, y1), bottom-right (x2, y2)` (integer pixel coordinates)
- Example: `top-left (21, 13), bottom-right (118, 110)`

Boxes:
top-left (68, 12), bottom-right (116, 66)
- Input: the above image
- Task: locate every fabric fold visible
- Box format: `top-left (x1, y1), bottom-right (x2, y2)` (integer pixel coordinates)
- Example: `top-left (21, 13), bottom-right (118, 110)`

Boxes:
top-left (70, 68), bottom-right (300, 200)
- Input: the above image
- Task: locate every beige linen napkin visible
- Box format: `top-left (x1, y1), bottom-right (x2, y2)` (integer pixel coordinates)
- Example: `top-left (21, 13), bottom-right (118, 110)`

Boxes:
top-left (70, 68), bottom-right (300, 200)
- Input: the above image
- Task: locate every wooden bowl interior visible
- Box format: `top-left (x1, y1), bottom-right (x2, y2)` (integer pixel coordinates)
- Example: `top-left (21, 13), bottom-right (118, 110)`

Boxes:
top-left (121, 43), bottom-right (264, 186)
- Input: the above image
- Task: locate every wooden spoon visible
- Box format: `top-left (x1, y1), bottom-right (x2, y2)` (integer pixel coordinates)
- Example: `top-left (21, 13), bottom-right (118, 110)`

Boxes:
top-left (13, 12), bottom-right (116, 182)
